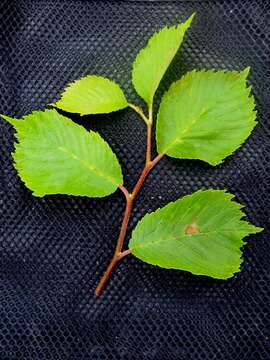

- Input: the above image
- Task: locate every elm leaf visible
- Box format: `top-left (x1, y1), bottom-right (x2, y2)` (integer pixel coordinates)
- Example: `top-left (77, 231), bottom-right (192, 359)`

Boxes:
top-left (156, 68), bottom-right (257, 165)
top-left (132, 13), bottom-right (195, 107)
top-left (2, 109), bottom-right (123, 197)
top-left (129, 190), bottom-right (262, 279)
top-left (52, 75), bottom-right (128, 115)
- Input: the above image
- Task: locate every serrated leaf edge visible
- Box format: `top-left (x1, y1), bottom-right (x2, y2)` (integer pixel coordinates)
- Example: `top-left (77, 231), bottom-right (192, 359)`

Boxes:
top-left (51, 75), bottom-right (128, 116)
top-left (129, 189), bottom-right (263, 279)
top-left (2, 109), bottom-right (123, 197)
top-left (132, 13), bottom-right (195, 106)
top-left (157, 68), bottom-right (257, 165)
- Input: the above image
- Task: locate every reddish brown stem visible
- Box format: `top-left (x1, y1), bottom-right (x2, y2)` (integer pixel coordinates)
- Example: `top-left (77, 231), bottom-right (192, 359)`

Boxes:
top-left (95, 255), bottom-right (119, 297)
top-left (132, 152), bottom-right (164, 199)
top-left (115, 185), bottom-right (133, 255)
top-left (95, 186), bottom-right (132, 297)
top-left (95, 120), bottom-right (164, 296)
top-left (94, 249), bottom-right (131, 297)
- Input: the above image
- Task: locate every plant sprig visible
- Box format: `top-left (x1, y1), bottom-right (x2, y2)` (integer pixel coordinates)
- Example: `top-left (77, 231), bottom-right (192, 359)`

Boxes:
top-left (2, 13), bottom-right (263, 296)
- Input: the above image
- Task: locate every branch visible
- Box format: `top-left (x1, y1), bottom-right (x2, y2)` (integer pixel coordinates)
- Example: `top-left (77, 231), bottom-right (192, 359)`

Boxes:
top-left (94, 108), bottom-right (164, 296)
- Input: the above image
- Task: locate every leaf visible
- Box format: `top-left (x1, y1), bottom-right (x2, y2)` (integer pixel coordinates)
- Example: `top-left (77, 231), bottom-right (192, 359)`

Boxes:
top-left (132, 13), bottom-right (195, 107)
top-left (156, 68), bottom-right (257, 165)
top-left (52, 76), bottom-right (128, 115)
top-left (129, 190), bottom-right (262, 279)
top-left (2, 109), bottom-right (123, 197)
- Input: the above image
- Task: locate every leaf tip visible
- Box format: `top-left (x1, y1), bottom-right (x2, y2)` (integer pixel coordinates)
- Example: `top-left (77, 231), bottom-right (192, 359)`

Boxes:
top-left (176, 12), bottom-right (196, 31)
top-left (242, 66), bottom-right (251, 78)
top-left (1, 114), bottom-right (18, 127)
top-left (48, 102), bottom-right (57, 108)
top-left (188, 12), bottom-right (196, 24)
top-left (253, 225), bottom-right (264, 234)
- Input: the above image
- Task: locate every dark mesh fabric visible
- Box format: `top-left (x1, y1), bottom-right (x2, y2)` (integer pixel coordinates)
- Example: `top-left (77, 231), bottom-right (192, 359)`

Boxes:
top-left (0, 0), bottom-right (269, 359)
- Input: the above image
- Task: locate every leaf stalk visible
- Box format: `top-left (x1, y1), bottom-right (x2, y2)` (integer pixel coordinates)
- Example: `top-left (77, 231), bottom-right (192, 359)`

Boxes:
top-left (128, 103), bottom-right (149, 125)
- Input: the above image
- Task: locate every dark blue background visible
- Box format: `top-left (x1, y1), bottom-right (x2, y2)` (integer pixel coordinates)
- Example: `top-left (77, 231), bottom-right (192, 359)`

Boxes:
top-left (0, 1), bottom-right (269, 359)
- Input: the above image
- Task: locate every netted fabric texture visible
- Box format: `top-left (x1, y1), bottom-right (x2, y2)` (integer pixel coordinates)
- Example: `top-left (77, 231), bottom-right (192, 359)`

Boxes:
top-left (0, 0), bottom-right (269, 359)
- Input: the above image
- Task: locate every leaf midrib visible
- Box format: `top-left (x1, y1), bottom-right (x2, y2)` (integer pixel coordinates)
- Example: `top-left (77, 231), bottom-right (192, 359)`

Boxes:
top-left (58, 146), bottom-right (119, 186)
top-left (163, 109), bottom-right (208, 153)
top-left (131, 225), bottom-right (248, 251)
top-left (150, 45), bottom-right (180, 104)
top-left (161, 71), bottom-right (248, 153)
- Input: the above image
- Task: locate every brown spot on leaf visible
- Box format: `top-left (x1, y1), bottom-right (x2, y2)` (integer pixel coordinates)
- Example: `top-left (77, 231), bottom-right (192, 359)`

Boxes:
top-left (185, 222), bottom-right (199, 235)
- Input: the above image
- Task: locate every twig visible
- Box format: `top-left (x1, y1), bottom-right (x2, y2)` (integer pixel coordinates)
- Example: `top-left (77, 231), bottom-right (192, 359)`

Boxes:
top-left (95, 107), bottom-right (164, 296)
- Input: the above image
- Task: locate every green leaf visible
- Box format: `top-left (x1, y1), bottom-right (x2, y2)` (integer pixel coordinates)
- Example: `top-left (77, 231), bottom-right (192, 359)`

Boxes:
top-left (132, 13), bottom-right (195, 107)
top-left (129, 190), bottom-right (262, 279)
top-left (2, 109), bottom-right (123, 197)
top-left (156, 68), bottom-right (257, 165)
top-left (52, 76), bottom-right (128, 115)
